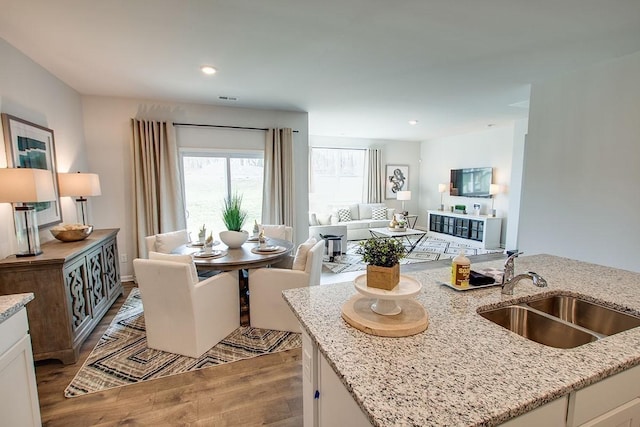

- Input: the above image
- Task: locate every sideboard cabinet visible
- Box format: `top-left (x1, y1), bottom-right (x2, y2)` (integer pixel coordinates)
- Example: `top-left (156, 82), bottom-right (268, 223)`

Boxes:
top-left (427, 210), bottom-right (502, 249)
top-left (0, 229), bottom-right (122, 364)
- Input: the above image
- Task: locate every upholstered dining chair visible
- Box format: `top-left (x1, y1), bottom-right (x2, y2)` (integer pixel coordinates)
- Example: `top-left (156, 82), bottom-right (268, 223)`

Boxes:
top-left (260, 224), bottom-right (293, 242)
top-left (133, 254), bottom-right (240, 358)
top-left (248, 239), bottom-right (324, 332)
top-left (144, 229), bottom-right (190, 258)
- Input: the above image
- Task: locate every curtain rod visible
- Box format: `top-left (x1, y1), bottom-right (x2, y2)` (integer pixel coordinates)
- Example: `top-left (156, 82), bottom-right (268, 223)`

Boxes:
top-left (173, 122), bottom-right (299, 133)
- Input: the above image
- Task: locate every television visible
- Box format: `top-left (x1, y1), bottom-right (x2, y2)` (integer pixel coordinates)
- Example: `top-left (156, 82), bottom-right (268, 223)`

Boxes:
top-left (450, 167), bottom-right (493, 198)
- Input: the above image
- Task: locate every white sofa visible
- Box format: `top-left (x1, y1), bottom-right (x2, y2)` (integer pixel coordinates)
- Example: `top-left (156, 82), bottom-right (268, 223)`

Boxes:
top-left (309, 203), bottom-right (395, 246)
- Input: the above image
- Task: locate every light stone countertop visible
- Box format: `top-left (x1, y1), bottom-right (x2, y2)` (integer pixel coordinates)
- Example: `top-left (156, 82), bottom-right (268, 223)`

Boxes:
top-left (283, 254), bottom-right (640, 427)
top-left (0, 293), bottom-right (34, 324)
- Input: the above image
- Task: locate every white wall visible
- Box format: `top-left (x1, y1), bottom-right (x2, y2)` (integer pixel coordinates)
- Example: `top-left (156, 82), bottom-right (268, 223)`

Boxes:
top-left (309, 135), bottom-right (421, 216)
top-left (419, 125), bottom-right (515, 246)
top-left (519, 51), bottom-right (640, 272)
top-left (0, 38), bottom-right (89, 258)
top-left (82, 97), bottom-right (308, 278)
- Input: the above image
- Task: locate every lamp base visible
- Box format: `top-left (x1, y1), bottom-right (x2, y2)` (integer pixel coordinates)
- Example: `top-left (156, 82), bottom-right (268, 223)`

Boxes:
top-left (490, 209), bottom-right (497, 217)
top-left (439, 204), bottom-right (444, 211)
top-left (14, 206), bottom-right (42, 257)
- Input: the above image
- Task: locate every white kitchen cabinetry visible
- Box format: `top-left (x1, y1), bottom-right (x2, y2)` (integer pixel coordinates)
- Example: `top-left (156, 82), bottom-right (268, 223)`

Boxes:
top-left (0, 307), bottom-right (42, 426)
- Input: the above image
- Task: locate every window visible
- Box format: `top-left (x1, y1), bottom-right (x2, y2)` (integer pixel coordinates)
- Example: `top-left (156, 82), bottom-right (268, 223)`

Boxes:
top-left (181, 150), bottom-right (263, 239)
top-left (309, 148), bottom-right (366, 212)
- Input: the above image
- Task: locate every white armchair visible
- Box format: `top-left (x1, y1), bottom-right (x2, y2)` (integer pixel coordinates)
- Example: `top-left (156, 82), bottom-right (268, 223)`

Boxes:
top-left (144, 229), bottom-right (190, 258)
top-left (248, 240), bottom-right (324, 332)
top-left (260, 224), bottom-right (293, 242)
top-left (133, 257), bottom-right (240, 358)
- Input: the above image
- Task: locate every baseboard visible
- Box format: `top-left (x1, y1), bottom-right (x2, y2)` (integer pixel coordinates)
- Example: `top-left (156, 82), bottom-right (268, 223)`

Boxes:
top-left (120, 274), bottom-right (134, 283)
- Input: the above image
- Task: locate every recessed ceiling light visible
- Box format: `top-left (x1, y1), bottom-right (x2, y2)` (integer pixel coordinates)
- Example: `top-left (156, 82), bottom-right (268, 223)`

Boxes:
top-left (201, 65), bottom-right (217, 75)
top-left (408, 120), bottom-right (418, 125)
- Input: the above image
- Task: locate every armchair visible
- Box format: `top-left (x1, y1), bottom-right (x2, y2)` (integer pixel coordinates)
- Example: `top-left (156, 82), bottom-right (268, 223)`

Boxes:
top-left (248, 240), bottom-right (324, 332)
top-left (133, 258), bottom-right (240, 358)
top-left (144, 229), bottom-right (190, 258)
top-left (260, 224), bottom-right (293, 242)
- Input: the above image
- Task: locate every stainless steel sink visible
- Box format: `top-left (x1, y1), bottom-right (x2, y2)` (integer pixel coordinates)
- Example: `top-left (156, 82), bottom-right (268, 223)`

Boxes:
top-left (478, 294), bottom-right (640, 349)
top-left (526, 295), bottom-right (640, 337)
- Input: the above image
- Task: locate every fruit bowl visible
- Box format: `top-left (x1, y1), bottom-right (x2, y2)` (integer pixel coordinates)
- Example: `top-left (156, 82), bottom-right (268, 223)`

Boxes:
top-left (50, 225), bottom-right (94, 242)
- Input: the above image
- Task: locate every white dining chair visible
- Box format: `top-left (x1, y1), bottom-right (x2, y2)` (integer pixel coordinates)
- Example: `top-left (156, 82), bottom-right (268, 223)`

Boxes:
top-left (133, 256), bottom-right (240, 358)
top-left (248, 239), bottom-right (324, 332)
top-left (144, 229), bottom-right (190, 258)
top-left (260, 224), bottom-right (293, 242)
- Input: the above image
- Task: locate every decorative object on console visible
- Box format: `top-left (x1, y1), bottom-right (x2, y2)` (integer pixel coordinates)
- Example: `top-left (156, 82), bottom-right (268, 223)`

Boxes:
top-left (220, 192), bottom-right (248, 248)
top-left (0, 167), bottom-right (56, 256)
top-left (385, 164), bottom-right (409, 199)
top-left (57, 171), bottom-right (102, 226)
top-left (489, 184), bottom-right (501, 217)
top-left (438, 183), bottom-right (447, 211)
top-left (454, 204), bottom-right (467, 214)
top-left (397, 190), bottom-right (411, 216)
top-left (357, 238), bottom-right (406, 290)
top-left (2, 113), bottom-right (61, 227)
top-left (50, 224), bottom-right (93, 242)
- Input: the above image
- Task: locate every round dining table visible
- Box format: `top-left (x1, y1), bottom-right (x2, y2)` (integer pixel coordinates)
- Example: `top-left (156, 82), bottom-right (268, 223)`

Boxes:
top-left (173, 237), bottom-right (295, 326)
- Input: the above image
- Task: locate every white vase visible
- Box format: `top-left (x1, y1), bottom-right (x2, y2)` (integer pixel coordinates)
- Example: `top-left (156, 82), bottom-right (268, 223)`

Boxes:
top-left (219, 230), bottom-right (249, 249)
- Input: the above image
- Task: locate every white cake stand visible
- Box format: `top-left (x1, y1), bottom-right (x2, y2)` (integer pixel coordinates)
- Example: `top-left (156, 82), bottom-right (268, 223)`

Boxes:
top-left (353, 274), bottom-right (422, 315)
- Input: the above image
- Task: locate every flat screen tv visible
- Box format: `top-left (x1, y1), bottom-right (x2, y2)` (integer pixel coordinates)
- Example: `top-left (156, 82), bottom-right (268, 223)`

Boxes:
top-left (450, 167), bottom-right (493, 198)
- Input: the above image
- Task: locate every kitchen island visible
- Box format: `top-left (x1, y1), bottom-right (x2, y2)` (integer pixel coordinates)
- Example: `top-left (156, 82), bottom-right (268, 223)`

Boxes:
top-left (283, 254), bottom-right (640, 426)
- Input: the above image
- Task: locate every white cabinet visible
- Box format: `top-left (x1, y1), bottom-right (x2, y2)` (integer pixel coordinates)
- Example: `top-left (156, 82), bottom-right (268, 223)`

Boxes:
top-left (0, 307), bottom-right (42, 426)
top-left (427, 210), bottom-right (502, 249)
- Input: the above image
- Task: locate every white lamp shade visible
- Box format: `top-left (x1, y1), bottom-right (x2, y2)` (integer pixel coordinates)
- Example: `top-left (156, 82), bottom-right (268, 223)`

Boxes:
top-left (58, 172), bottom-right (102, 197)
top-left (397, 190), bottom-right (411, 201)
top-left (438, 183), bottom-right (448, 193)
top-left (0, 168), bottom-right (56, 203)
top-left (490, 184), bottom-right (501, 196)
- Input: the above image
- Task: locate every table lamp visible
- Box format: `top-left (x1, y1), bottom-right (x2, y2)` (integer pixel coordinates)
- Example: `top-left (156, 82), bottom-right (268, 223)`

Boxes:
top-left (438, 183), bottom-right (448, 211)
top-left (0, 168), bottom-right (56, 257)
top-left (489, 184), bottom-right (501, 217)
top-left (397, 190), bottom-right (411, 216)
top-left (58, 172), bottom-right (102, 225)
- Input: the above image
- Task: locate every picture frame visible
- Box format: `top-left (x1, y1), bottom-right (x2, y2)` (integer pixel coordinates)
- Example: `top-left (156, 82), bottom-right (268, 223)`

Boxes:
top-left (385, 164), bottom-right (409, 199)
top-left (2, 113), bottom-right (62, 228)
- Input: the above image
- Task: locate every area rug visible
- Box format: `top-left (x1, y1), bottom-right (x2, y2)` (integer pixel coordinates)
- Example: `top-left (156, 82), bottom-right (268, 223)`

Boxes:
top-left (64, 288), bottom-right (301, 397)
top-left (323, 235), bottom-right (503, 274)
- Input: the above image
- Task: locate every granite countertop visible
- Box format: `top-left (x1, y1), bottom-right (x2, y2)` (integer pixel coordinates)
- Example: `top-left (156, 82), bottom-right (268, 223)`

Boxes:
top-left (283, 254), bottom-right (640, 426)
top-left (0, 293), bottom-right (34, 324)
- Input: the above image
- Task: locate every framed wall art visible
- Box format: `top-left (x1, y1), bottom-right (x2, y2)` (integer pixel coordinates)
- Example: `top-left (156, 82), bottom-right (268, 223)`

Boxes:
top-left (2, 113), bottom-right (62, 228)
top-left (385, 164), bottom-right (409, 199)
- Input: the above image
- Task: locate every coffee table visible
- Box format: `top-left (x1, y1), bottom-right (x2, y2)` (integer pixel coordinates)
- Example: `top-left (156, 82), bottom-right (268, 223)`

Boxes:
top-left (368, 227), bottom-right (427, 255)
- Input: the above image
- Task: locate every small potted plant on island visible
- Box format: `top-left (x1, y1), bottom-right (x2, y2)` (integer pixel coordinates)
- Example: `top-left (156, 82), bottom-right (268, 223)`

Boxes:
top-left (357, 238), bottom-right (406, 290)
top-left (219, 193), bottom-right (249, 248)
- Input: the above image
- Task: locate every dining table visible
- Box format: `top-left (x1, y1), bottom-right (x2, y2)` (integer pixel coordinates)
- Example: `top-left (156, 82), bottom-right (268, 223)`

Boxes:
top-left (172, 236), bottom-right (295, 325)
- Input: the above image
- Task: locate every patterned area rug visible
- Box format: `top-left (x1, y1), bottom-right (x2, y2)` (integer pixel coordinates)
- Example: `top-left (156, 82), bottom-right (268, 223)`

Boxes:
top-left (65, 288), bottom-right (301, 397)
top-left (324, 235), bottom-right (503, 274)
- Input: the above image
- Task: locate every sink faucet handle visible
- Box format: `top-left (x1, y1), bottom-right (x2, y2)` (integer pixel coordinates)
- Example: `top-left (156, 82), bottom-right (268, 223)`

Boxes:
top-left (503, 251), bottom-right (523, 284)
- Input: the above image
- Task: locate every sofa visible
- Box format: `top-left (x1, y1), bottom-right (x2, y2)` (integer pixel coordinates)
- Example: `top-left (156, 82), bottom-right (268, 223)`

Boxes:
top-left (309, 203), bottom-right (395, 252)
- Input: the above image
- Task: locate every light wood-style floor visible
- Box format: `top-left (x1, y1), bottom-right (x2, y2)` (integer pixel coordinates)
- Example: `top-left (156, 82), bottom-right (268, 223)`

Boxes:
top-left (35, 282), bottom-right (303, 426)
top-left (36, 252), bottom-right (504, 426)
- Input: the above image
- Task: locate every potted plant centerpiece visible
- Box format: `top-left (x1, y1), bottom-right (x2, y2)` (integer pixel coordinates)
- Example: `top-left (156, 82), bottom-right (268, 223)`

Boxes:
top-left (357, 238), bottom-right (406, 290)
top-left (219, 193), bottom-right (249, 248)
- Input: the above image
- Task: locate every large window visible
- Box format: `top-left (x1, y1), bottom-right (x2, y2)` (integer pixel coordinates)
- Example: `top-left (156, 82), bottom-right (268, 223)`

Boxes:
top-left (181, 150), bottom-right (263, 239)
top-left (309, 148), bottom-right (366, 212)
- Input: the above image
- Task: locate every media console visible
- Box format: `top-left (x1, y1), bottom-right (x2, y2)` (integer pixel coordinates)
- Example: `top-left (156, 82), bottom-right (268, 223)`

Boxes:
top-left (427, 210), bottom-right (502, 249)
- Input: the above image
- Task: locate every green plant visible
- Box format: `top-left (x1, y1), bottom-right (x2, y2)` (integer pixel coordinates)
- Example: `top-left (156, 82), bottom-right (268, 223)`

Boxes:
top-left (357, 238), bottom-right (406, 267)
top-left (221, 193), bottom-right (248, 231)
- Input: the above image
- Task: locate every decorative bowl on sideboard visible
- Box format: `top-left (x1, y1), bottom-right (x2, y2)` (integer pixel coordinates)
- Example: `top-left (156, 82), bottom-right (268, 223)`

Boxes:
top-left (50, 225), bottom-right (94, 242)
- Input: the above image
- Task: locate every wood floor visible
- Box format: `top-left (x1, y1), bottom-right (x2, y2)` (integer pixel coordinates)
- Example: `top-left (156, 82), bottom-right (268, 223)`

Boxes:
top-left (35, 282), bottom-right (303, 426)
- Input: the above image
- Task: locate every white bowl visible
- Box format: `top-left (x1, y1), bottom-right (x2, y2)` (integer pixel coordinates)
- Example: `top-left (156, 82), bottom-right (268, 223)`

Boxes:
top-left (219, 230), bottom-right (249, 249)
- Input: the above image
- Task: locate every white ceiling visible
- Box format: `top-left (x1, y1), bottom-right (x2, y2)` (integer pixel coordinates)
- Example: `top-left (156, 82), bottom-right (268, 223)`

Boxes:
top-left (1, 0), bottom-right (640, 141)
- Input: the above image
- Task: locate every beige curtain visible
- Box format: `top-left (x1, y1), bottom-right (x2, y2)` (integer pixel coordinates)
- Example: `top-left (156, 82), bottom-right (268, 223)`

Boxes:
top-left (131, 119), bottom-right (186, 257)
top-left (366, 148), bottom-right (384, 203)
top-left (262, 128), bottom-right (294, 230)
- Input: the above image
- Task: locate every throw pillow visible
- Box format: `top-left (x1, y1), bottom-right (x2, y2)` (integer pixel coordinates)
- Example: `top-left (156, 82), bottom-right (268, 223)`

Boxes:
top-left (371, 206), bottom-right (387, 220)
top-left (292, 237), bottom-right (317, 271)
top-left (337, 208), bottom-right (352, 222)
top-left (148, 251), bottom-right (199, 284)
top-left (154, 230), bottom-right (189, 253)
top-left (316, 213), bottom-right (332, 225)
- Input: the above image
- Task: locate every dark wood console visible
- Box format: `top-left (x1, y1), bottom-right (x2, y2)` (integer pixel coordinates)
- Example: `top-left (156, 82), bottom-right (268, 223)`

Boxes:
top-left (0, 229), bottom-right (122, 364)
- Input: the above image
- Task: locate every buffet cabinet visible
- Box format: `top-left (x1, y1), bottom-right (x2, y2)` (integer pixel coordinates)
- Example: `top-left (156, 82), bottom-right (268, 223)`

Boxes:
top-left (427, 210), bottom-right (502, 249)
top-left (0, 229), bottom-right (122, 364)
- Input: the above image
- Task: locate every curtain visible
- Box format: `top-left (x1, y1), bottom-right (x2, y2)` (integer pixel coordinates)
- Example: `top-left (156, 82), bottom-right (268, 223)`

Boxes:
top-left (262, 128), bottom-right (294, 230)
top-left (366, 148), bottom-right (383, 203)
top-left (131, 119), bottom-right (186, 257)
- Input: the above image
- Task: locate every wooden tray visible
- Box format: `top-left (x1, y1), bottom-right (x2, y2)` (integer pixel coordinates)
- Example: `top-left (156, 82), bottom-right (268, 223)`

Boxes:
top-left (341, 295), bottom-right (429, 337)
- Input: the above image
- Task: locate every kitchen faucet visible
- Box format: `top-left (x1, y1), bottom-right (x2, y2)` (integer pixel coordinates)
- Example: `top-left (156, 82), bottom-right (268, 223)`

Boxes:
top-left (501, 252), bottom-right (548, 295)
